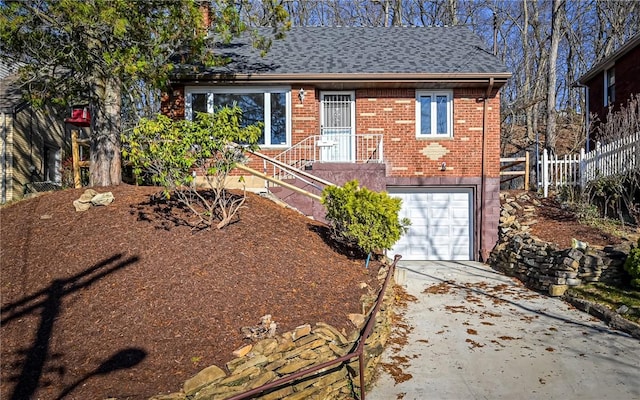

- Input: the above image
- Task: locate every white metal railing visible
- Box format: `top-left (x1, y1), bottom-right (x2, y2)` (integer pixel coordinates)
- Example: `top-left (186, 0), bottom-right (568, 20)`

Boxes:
top-left (272, 134), bottom-right (383, 180)
top-left (539, 131), bottom-right (640, 197)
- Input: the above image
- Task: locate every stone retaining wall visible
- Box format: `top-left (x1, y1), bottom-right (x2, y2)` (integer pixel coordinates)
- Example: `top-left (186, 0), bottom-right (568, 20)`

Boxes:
top-left (489, 192), bottom-right (629, 295)
top-left (149, 265), bottom-right (396, 400)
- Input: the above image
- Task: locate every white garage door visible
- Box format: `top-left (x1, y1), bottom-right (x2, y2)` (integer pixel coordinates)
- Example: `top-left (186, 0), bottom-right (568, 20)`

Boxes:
top-left (389, 188), bottom-right (473, 261)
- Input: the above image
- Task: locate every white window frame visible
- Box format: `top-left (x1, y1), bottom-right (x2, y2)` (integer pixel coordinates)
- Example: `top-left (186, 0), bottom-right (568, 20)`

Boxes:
top-left (604, 67), bottom-right (615, 107)
top-left (415, 90), bottom-right (453, 138)
top-left (43, 144), bottom-right (62, 184)
top-left (184, 86), bottom-right (292, 148)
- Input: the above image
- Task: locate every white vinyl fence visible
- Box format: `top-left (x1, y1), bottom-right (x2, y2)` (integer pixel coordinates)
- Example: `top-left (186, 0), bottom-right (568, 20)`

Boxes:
top-left (539, 131), bottom-right (640, 197)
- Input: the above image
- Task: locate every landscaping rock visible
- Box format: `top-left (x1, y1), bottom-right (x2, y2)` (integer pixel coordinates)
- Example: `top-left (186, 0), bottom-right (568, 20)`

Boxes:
top-left (91, 191), bottom-right (114, 206)
top-left (292, 324), bottom-right (311, 340)
top-left (73, 189), bottom-right (114, 211)
top-left (158, 267), bottom-right (397, 400)
top-left (78, 189), bottom-right (98, 202)
top-left (184, 365), bottom-right (227, 395)
top-left (232, 344), bottom-right (253, 358)
top-left (348, 313), bottom-right (366, 329)
top-left (549, 284), bottom-right (568, 297)
top-left (73, 199), bottom-right (92, 212)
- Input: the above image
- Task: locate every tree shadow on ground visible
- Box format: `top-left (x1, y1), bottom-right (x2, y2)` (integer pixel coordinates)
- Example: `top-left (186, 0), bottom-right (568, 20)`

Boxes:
top-left (131, 189), bottom-right (245, 231)
top-left (0, 254), bottom-right (140, 400)
top-left (55, 348), bottom-right (147, 400)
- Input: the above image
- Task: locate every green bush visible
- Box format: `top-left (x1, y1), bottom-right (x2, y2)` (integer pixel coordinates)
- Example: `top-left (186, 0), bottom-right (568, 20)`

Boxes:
top-left (321, 180), bottom-right (410, 256)
top-left (122, 108), bottom-right (261, 229)
top-left (625, 238), bottom-right (640, 288)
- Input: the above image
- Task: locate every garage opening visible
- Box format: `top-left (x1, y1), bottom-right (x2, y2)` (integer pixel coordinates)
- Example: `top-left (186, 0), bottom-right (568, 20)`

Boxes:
top-left (389, 187), bottom-right (474, 261)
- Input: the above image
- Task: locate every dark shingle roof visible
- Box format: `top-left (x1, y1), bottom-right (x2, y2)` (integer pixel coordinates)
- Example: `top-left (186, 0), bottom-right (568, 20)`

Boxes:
top-left (180, 26), bottom-right (509, 78)
top-left (0, 59), bottom-right (27, 113)
top-left (0, 74), bottom-right (24, 113)
top-left (578, 32), bottom-right (640, 84)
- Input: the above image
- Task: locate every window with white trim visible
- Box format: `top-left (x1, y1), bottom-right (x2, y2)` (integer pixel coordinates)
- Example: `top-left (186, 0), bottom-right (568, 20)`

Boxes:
top-left (43, 144), bottom-right (61, 183)
top-left (604, 67), bottom-right (615, 107)
top-left (415, 90), bottom-right (453, 137)
top-left (185, 87), bottom-right (291, 147)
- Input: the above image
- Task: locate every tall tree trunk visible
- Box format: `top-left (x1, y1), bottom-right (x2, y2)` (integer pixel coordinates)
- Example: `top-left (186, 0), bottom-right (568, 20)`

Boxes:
top-left (391, 0), bottom-right (402, 26)
top-left (545, 0), bottom-right (563, 153)
top-left (522, 0), bottom-right (535, 141)
top-left (91, 75), bottom-right (122, 186)
top-left (447, 0), bottom-right (458, 25)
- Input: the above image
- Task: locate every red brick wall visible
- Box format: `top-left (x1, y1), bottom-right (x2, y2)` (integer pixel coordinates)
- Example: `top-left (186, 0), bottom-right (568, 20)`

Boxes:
top-left (351, 88), bottom-right (501, 179)
top-left (162, 85), bottom-right (501, 179)
top-left (586, 45), bottom-right (640, 129)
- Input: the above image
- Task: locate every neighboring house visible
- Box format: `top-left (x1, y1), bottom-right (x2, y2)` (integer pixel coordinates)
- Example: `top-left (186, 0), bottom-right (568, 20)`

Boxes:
top-left (0, 61), bottom-right (68, 203)
top-left (578, 33), bottom-right (640, 136)
top-left (163, 27), bottom-right (511, 261)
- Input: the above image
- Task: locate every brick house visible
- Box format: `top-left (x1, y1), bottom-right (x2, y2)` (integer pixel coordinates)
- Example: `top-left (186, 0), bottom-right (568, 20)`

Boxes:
top-left (578, 33), bottom-right (640, 136)
top-left (163, 27), bottom-right (511, 261)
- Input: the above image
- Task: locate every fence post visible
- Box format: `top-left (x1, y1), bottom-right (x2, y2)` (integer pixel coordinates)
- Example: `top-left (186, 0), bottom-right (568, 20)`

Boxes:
top-left (595, 141), bottom-right (601, 177)
top-left (579, 148), bottom-right (586, 188)
top-left (71, 130), bottom-right (82, 188)
top-left (524, 152), bottom-right (530, 190)
top-left (635, 132), bottom-right (640, 172)
top-left (542, 148), bottom-right (549, 198)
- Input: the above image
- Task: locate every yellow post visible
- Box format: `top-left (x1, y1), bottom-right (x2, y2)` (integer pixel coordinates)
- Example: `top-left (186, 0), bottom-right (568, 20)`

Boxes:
top-left (71, 130), bottom-right (81, 188)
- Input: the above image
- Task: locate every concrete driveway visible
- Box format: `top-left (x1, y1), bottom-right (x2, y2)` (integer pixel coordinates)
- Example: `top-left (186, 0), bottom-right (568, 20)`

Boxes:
top-left (368, 261), bottom-right (640, 400)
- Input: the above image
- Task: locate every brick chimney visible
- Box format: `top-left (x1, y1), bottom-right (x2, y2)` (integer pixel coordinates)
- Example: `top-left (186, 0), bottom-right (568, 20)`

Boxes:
top-left (199, 1), bottom-right (211, 29)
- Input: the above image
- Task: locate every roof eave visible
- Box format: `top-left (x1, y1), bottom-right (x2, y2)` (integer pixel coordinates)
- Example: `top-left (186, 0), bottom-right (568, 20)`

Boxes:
top-left (578, 33), bottom-right (640, 84)
top-left (173, 72), bottom-right (512, 87)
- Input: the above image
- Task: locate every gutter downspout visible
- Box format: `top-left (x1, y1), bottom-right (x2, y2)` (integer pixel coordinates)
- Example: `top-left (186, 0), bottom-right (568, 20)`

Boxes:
top-left (480, 77), bottom-right (494, 262)
top-left (573, 82), bottom-right (590, 152)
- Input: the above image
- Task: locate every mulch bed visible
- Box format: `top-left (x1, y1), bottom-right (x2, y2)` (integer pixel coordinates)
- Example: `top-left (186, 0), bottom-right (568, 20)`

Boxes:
top-left (0, 184), bottom-right (382, 400)
top-left (503, 191), bottom-right (629, 249)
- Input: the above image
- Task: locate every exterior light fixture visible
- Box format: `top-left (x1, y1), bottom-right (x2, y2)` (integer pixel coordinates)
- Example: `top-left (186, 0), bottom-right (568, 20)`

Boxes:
top-left (298, 88), bottom-right (306, 103)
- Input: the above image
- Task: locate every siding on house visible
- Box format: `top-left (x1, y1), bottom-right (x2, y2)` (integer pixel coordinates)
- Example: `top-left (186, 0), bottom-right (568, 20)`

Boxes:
top-left (1, 112), bottom-right (15, 202)
top-left (1, 103), bottom-right (67, 202)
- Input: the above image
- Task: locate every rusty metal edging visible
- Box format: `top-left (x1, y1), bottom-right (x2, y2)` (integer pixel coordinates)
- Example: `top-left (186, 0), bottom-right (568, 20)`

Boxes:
top-left (225, 254), bottom-right (401, 400)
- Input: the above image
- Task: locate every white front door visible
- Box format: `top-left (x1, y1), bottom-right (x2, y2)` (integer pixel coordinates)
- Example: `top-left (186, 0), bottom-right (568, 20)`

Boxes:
top-left (390, 188), bottom-right (473, 261)
top-left (320, 92), bottom-right (355, 162)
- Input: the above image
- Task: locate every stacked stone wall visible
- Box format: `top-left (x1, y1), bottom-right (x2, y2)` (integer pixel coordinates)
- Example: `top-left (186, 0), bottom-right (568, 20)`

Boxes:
top-left (489, 192), bottom-right (629, 295)
top-left (149, 265), bottom-right (397, 400)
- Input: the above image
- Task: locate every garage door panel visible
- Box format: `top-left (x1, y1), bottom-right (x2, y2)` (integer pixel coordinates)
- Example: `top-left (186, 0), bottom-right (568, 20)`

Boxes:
top-left (390, 189), bottom-right (473, 261)
top-left (431, 193), bottom-right (452, 201)
top-left (451, 192), bottom-right (469, 201)
top-left (406, 210), bottom-right (429, 220)
top-left (405, 234), bottom-right (429, 243)
top-left (451, 204), bottom-right (469, 214)
top-left (451, 215), bottom-right (470, 224)
top-left (451, 203), bottom-right (469, 212)
top-left (429, 199), bottom-right (451, 207)
top-left (431, 246), bottom-right (450, 258)
top-left (430, 226), bottom-right (451, 237)
top-left (451, 226), bottom-right (469, 236)
top-left (407, 193), bottom-right (428, 204)
top-left (430, 208), bottom-right (449, 219)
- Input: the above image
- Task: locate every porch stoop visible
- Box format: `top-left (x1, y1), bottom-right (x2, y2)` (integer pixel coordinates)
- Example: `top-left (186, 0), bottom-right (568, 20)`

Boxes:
top-left (267, 162), bottom-right (387, 223)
